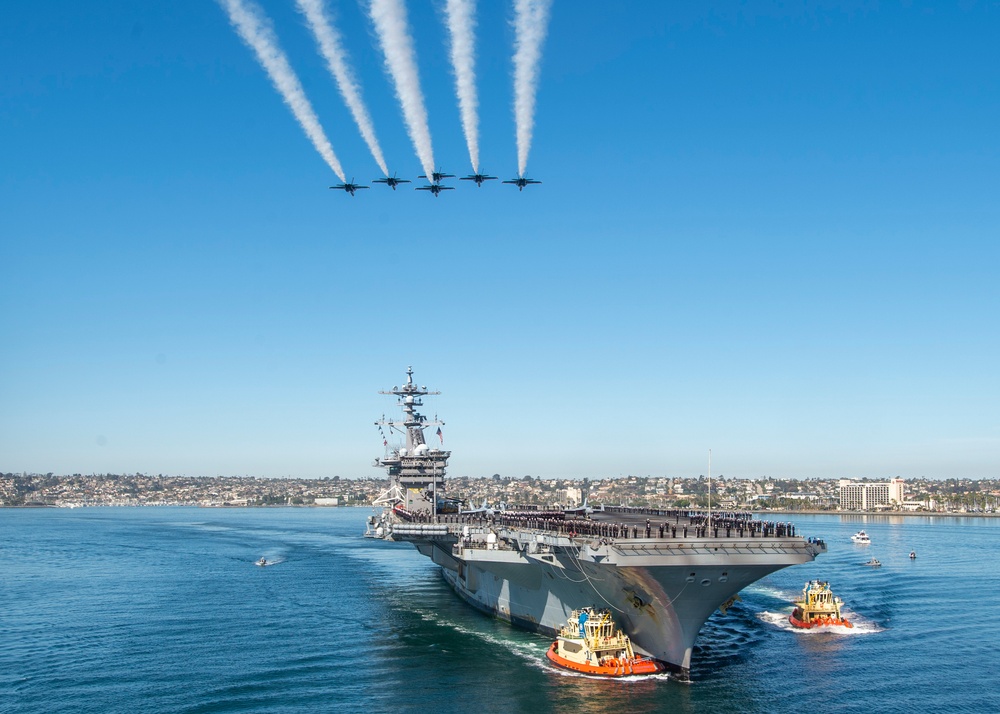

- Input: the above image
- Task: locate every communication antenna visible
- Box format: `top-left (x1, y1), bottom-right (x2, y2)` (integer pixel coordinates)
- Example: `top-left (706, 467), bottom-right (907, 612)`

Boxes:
top-left (708, 449), bottom-right (712, 528)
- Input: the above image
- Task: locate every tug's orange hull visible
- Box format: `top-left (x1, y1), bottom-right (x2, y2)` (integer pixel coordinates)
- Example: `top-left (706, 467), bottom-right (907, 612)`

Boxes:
top-left (545, 642), bottom-right (665, 677)
top-left (789, 612), bottom-right (853, 629)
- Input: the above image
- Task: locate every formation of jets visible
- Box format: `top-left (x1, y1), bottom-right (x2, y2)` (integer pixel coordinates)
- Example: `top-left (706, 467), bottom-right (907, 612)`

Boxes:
top-left (330, 170), bottom-right (540, 197)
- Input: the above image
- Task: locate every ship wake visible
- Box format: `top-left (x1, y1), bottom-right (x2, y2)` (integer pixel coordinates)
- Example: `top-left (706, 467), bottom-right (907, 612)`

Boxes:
top-left (409, 606), bottom-right (678, 683)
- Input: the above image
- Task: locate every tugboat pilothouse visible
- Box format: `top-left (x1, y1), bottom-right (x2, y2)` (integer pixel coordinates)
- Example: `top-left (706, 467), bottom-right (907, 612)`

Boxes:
top-left (789, 580), bottom-right (853, 629)
top-left (365, 367), bottom-right (828, 678)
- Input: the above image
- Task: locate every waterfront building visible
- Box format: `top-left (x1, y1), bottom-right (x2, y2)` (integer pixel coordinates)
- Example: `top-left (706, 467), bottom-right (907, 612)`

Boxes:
top-left (838, 478), bottom-right (905, 510)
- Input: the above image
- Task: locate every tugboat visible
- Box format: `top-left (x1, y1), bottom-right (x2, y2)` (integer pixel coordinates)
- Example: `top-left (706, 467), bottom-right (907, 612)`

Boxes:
top-left (546, 607), bottom-right (665, 676)
top-left (851, 530), bottom-right (871, 544)
top-left (789, 581), bottom-right (853, 629)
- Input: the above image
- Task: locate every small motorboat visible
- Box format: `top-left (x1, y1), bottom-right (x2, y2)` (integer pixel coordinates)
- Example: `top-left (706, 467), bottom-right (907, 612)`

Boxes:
top-left (546, 607), bottom-right (664, 677)
top-left (909, 551), bottom-right (916, 559)
top-left (865, 557), bottom-right (881, 567)
top-left (255, 557), bottom-right (269, 567)
top-left (851, 530), bottom-right (871, 545)
top-left (789, 580), bottom-right (853, 629)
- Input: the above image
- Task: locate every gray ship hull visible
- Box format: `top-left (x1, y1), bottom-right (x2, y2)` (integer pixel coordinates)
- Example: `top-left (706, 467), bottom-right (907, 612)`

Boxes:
top-left (404, 527), bottom-right (823, 676)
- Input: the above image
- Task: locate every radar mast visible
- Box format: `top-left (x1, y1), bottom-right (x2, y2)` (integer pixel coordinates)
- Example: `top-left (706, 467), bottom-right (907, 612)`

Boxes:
top-left (374, 367), bottom-right (450, 517)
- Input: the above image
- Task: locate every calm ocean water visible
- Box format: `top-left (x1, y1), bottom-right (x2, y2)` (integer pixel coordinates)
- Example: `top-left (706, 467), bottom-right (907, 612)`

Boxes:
top-left (3, 507), bottom-right (999, 713)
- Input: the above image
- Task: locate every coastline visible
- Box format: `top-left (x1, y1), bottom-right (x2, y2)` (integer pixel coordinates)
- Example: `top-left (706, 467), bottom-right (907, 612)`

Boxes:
top-left (759, 508), bottom-right (1000, 518)
top-left (4, 503), bottom-right (997, 517)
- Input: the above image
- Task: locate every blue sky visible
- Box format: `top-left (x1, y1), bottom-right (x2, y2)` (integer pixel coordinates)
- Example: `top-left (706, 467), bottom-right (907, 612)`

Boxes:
top-left (2, 1), bottom-right (997, 480)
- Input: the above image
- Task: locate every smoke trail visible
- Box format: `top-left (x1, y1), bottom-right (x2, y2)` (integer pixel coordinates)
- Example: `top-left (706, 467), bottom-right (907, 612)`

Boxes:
top-left (296, 0), bottom-right (388, 176)
top-left (219, 0), bottom-right (345, 180)
top-left (444, 0), bottom-right (479, 173)
top-left (367, 0), bottom-right (435, 178)
top-left (512, 0), bottom-right (551, 177)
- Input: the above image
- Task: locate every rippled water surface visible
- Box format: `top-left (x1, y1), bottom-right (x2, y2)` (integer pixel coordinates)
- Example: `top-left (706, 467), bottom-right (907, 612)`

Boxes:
top-left (3, 508), bottom-right (999, 713)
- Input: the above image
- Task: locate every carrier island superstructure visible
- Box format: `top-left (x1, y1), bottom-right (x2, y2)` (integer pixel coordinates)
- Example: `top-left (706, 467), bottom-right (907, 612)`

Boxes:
top-left (366, 368), bottom-right (827, 677)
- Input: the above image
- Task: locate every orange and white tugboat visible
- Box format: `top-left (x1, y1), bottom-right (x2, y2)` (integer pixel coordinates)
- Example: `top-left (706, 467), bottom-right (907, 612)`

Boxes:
top-left (789, 580), bottom-right (853, 629)
top-left (546, 607), bottom-right (665, 676)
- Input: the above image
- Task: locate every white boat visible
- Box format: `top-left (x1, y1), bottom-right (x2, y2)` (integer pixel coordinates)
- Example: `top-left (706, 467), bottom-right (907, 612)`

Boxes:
top-left (851, 530), bottom-right (871, 544)
top-left (255, 557), bottom-right (269, 567)
top-left (865, 557), bottom-right (881, 567)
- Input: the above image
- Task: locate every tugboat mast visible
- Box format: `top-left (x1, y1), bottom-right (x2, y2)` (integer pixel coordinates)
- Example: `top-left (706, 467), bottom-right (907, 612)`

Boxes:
top-left (374, 367), bottom-right (450, 519)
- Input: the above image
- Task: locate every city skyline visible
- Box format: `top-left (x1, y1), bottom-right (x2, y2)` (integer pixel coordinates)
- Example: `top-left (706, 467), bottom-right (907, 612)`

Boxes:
top-left (2, 2), bottom-right (998, 480)
top-left (6, 471), bottom-right (999, 511)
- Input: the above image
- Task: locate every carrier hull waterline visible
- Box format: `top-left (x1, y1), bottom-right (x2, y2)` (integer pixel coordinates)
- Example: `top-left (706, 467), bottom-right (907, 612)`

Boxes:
top-left (397, 525), bottom-right (822, 674)
top-left (365, 368), bottom-right (826, 677)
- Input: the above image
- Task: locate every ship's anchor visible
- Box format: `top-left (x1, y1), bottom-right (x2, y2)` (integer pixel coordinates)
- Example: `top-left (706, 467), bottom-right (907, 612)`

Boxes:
top-left (624, 589), bottom-right (654, 614)
top-left (718, 594), bottom-right (741, 616)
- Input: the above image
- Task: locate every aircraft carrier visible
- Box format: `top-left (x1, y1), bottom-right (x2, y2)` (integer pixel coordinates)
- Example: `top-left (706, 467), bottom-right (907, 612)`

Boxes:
top-left (365, 368), bottom-right (827, 678)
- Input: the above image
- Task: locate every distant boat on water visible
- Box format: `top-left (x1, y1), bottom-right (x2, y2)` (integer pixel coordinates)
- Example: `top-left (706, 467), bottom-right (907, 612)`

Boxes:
top-left (851, 530), bottom-right (871, 544)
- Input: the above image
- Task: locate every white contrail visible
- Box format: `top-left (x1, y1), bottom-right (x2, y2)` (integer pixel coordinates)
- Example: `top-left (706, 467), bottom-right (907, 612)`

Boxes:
top-left (219, 0), bottom-right (345, 180)
top-left (512, 0), bottom-right (551, 177)
top-left (367, 0), bottom-right (435, 178)
top-left (444, 0), bottom-right (479, 173)
top-left (296, 0), bottom-right (388, 176)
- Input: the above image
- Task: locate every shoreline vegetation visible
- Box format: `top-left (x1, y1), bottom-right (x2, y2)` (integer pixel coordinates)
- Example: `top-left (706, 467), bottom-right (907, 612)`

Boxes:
top-left (3, 504), bottom-right (999, 518)
top-left (3, 472), bottom-right (997, 515)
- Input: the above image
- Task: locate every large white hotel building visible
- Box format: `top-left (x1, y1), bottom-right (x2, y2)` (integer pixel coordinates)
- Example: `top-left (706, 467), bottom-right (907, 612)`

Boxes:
top-left (838, 478), bottom-right (906, 510)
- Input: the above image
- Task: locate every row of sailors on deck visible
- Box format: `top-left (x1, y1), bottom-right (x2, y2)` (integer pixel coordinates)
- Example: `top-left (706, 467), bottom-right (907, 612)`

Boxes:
top-left (402, 509), bottom-right (798, 540)
top-left (485, 515), bottom-right (797, 540)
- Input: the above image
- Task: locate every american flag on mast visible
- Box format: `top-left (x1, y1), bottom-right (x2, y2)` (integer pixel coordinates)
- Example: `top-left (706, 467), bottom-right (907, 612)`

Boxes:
top-left (436, 427), bottom-right (443, 444)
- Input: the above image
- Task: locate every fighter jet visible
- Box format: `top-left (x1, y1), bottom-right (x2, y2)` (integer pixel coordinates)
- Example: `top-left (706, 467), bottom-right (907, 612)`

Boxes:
top-left (415, 183), bottom-right (455, 197)
top-left (418, 169), bottom-right (455, 183)
top-left (372, 173), bottom-right (410, 190)
top-left (564, 497), bottom-right (593, 518)
top-left (503, 176), bottom-right (542, 191)
top-left (329, 179), bottom-right (369, 196)
top-left (460, 172), bottom-right (498, 187)
top-left (460, 498), bottom-right (495, 518)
